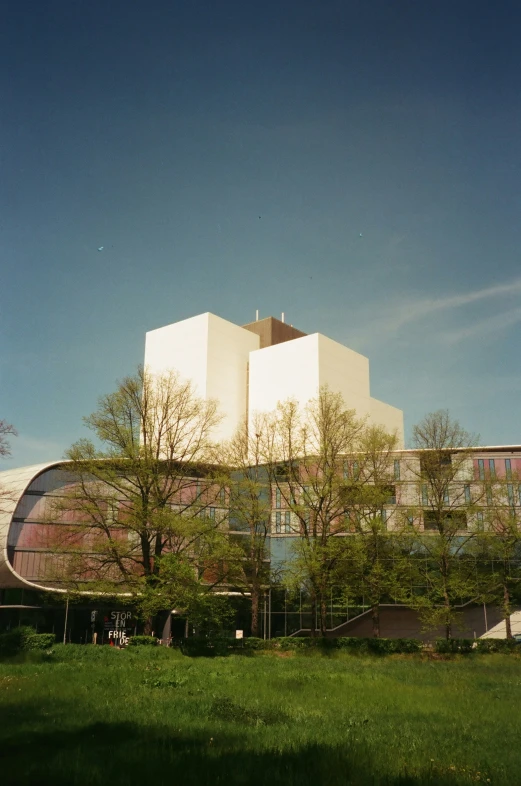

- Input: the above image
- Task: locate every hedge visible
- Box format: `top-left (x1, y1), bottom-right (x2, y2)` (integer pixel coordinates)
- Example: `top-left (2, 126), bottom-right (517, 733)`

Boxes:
top-left (434, 638), bottom-right (475, 654)
top-left (178, 635), bottom-right (423, 656)
top-left (127, 635), bottom-right (159, 647)
top-left (0, 627), bottom-right (56, 656)
top-left (475, 638), bottom-right (520, 654)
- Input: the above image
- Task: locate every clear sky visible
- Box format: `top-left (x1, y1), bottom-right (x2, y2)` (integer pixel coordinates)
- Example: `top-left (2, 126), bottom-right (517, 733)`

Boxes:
top-left (2, 0), bottom-right (521, 467)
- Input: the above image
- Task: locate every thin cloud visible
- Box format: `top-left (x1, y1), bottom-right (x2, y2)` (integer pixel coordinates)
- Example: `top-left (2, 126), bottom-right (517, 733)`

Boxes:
top-left (382, 277), bottom-right (521, 333)
top-left (441, 306), bottom-right (521, 344)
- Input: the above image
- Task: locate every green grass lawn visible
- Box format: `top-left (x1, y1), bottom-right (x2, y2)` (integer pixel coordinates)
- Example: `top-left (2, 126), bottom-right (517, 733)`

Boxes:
top-left (1, 646), bottom-right (520, 785)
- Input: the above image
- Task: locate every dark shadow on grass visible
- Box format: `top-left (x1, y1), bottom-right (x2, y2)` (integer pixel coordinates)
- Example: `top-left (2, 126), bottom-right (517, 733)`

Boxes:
top-left (0, 701), bottom-right (482, 786)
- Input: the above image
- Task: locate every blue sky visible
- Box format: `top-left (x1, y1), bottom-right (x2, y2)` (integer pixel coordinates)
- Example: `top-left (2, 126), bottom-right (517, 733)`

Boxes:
top-left (2, 0), bottom-right (521, 467)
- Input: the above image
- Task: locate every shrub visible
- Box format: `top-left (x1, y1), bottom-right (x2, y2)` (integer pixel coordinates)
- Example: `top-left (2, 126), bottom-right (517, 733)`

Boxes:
top-left (241, 637), bottom-right (266, 651)
top-left (475, 638), bottom-right (520, 654)
top-left (174, 634), bottom-right (423, 656)
top-left (24, 633), bottom-right (56, 650)
top-left (127, 635), bottom-right (158, 647)
top-left (335, 637), bottom-right (422, 654)
top-left (0, 626), bottom-right (36, 656)
top-left (240, 636), bottom-right (423, 654)
top-left (272, 637), bottom-right (312, 651)
top-left (180, 635), bottom-right (235, 657)
top-left (392, 638), bottom-right (423, 654)
top-left (434, 638), bottom-right (475, 654)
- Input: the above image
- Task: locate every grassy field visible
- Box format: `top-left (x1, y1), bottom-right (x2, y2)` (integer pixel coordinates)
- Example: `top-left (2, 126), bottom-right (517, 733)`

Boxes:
top-left (1, 646), bottom-right (520, 786)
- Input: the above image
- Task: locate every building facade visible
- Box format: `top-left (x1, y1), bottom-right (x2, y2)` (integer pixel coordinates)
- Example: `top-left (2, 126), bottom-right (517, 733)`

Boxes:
top-left (1, 447), bottom-right (521, 640)
top-left (2, 313), bottom-right (520, 640)
top-left (144, 313), bottom-right (404, 446)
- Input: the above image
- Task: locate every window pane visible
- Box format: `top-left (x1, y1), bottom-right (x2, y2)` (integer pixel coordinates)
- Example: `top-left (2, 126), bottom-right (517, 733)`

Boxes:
top-left (394, 460), bottom-right (400, 481)
top-left (478, 459), bottom-right (485, 480)
top-left (421, 485), bottom-right (428, 506)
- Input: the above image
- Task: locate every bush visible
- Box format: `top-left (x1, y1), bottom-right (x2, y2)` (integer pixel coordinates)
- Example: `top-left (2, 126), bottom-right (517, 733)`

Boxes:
top-left (25, 633), bottom-right (56, 650)
top-left (174, 634), bottom-right (423, 656)
top-left (127, 635), bottom-right (158, 647)
top-left (0, 627), bottom-right (55, 656)
top-left (392, 638), bottom-right (423, 654)
top-left (475, 638), bottom-right (520, 654)
top-left (241, 637), bottom-right (267, 651)
top-left (180, 635), bottom-right (235, 657)
top-left (241, 636), bottom-right (423, 654)
top-left (434, 638), bottom-right (475, 654)
top-left (0, 626), bottom-right (35, 656)
top-left (335, 637), bottom-right (422, 654)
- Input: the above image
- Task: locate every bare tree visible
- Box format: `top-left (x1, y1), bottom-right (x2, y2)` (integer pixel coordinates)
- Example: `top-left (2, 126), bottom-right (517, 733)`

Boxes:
top-left (0, 420), bottom-right (17, 513)
top-left (0, 420), bottom-right (17, 458)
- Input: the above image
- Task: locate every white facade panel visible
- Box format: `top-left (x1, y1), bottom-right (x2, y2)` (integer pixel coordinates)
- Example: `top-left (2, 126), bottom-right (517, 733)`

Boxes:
top-left (317, 333), bottom-right (371, 419)
top-left (205, 313), bottom-right (260, 441)
top-left (144, 313), bottom-right (210, 398)
top-left (369, 397), bottom-right (405, 447)
top-left (248, 334), bottom-right (321, 429)
top-left (145, 312), bottom-right (403, 445)
top-left (145, 312), bottom-right (260, 442)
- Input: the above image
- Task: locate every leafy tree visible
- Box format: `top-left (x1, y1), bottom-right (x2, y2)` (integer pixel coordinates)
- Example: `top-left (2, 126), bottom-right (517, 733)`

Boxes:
top-left (333, 425), bottom-right (405, 637)
top-left (48, 366), bottom-right (242, 632)
top-left (475, 474), bottom-right (521, 639)
top-left (261, 388), bottom-right (371, 637)
top-left (222, 418), bottom-right (272, 637)
top-left (402, 410), bottom-right (484, 639)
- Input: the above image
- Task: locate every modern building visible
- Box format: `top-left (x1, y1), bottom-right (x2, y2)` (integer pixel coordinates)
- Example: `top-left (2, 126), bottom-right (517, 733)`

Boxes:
top-left (1, 313), bottom-right (520, 641)
top-left (144, 313), bottom-right (404, 446)
top-left (2, 446), bottom-right (521, 641)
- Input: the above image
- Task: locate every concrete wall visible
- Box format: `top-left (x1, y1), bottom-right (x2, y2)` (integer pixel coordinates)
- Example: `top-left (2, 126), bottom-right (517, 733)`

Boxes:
top-left (370, 397), bottom-right (405, 447)
top-left (325, 604), bottom-right (506, 641)
top-left (145, 313), bottom-right (403, 443)
top-left (248, 334), bottom-right (321, 429)
top-left (248, 330), bottom-right (404, 440)
top-left (144, 313), bottom-right (210, 398)
top-left (145, 313), bottom-right (259, 442)
top-left (205, 313), bottom-right (260, 441)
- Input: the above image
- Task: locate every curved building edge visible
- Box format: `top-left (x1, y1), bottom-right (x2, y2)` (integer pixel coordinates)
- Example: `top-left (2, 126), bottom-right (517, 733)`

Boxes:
top-left (0, 461), bottom-right (70, 592)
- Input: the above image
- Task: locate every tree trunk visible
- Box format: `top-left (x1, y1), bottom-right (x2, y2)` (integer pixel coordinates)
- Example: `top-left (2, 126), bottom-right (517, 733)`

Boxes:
top-left (444, 603), bottom-right (452, 641)
top-left (320, 595), bottom-right (328, 637)
top-left (503, 584), bottom-right (513, 639)
top-left (143, 616), bottom-right (153, 636)
top-left (310, 591), bottom-right (317, 638)
top-left (371, 603), bottom-right (380, 638)
top-left (251, 585), bottom-right (260, 638)
top-left (443, 579), bottom-right (452, 640)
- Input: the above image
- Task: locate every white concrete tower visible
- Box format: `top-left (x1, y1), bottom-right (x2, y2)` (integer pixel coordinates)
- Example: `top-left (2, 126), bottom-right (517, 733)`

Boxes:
top-left (144, 313), bottom-right (260, 442)
top-left (144, 312), bottom-right (404, 447)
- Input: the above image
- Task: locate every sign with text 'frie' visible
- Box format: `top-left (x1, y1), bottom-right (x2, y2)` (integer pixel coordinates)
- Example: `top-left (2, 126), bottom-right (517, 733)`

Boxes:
top-left (104, 611), bottom-right (133, 644)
